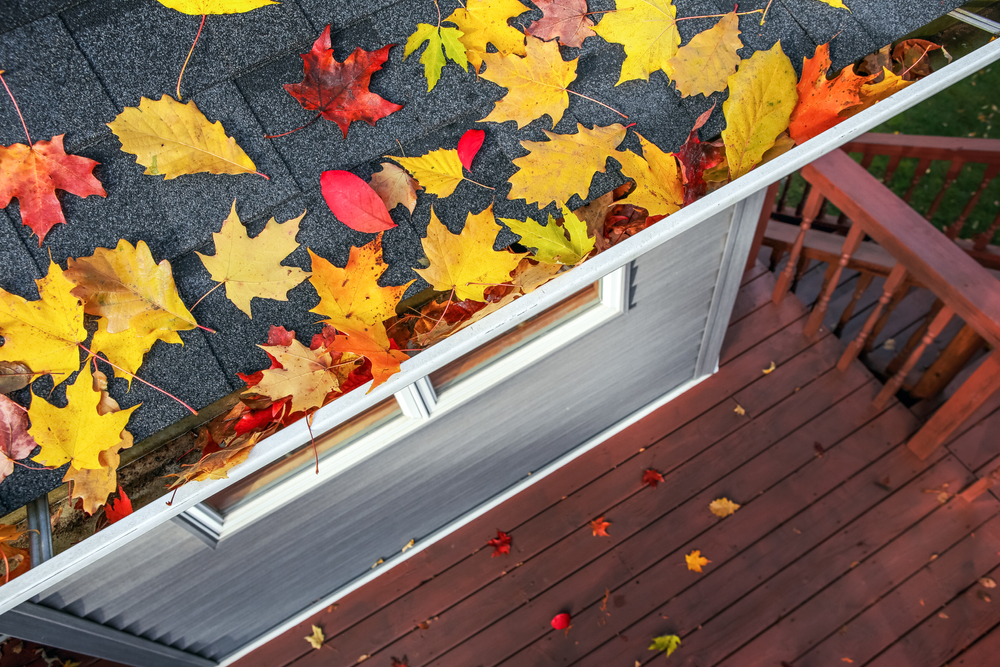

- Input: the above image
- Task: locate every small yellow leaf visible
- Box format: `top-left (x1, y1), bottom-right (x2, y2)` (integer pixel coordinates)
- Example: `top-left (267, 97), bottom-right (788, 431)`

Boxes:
top-left (884, 338), bottom-right (896, 350)
top-left (508, 123), bottom-right (626, 209)
top-left (762, 361), bottom-right (776, 374)
top-left (157, 0), bottom-right (277, 14)
top-left (722, 42), bottom-right (798, 179)
top-left (0, 260), bottom-right (86, 375)
top-left (667, 12), bottom-right (743, 97)
top-left (685, 550), bottom-right (710, 573)
top-left (108, 95), bottom-right (257, 179)
top-left (371, 558), bottom-right (383, 569)
top-left (402, 538), bottom-right (415, 553)
top-left (391, 149), bottom-right (465, 199)
top-left (709, 498), bottom-right (741, 517)
top-left (592, 0), bottom-right (680, 84)
top-left (415, 206), bottom-right (526, 302)
top-left (816, 0), bottom-right (850, 9)
top-left (501, 206), bottom-right (595, 266)
top-left (980, 577), bottom-right (997, 589)
top-left (617, 134), bottom-right (683, 217)
top-left (66, 239), bottom-right (197, 336)
top-left (305, 625), bottom-right (324, 650)
top-left (196, 201), bottom-right (310, 317)
top-left (480, 36), bottom-right (577, 129)
top-left (29, 364), bottom-right (139, 470)
top-left (734, 404), bottom-right (746, 416)
top-left (444, 0), bottom-right (529, 71)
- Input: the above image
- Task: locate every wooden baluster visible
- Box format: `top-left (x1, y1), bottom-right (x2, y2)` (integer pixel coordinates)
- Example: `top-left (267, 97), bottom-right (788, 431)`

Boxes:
top-left (885, 299), bottom-right (945, 378)
top-left (791, 253), bottom-right (812, 293)
top-left (883, 155), bottom-right (902, 185)
top-left (909, 323), bottom-right (986, 399)
top-left (773, 188), bottom-right (824, 304)
top-left (946, 164), bottom-right (1000, 240)
top-left (863, 279), bottom-right (912, 354)
top-left (838, 264), bottom-right (908, 372)
top-left (873, 305), bottom-right (954, 409)
top-left (909, 350), bottom-right (1000, 460)
top-left (794, 182), bottom-right (813, 217)
top-left (860, 152), bottom-right (876, 171)
top-left (973, 209), bottom-right (1000, 252)
top-left (835, 271), bottom-right (875, 337)
top-left (745, 180), bottom-right (783, 273)
top-left (804, 223), bottom-right (866, 337)
top-left (903, 158), bottom-right (932, 203)
top-left (928, 160), bottom-right (965, 232)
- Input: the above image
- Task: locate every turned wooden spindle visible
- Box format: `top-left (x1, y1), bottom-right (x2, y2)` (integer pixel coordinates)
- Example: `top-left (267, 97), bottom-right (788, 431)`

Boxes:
top-left (973, 208), bottom-right (1000, 252)
top-left (873, 305), bottom-right (954, 409)
top-left (838, 264), bottom-right (908, 372)
top-left (804, 224), bottom-right (865, 337)
top-left (885, 299), bottom-right (945, 378)
top-left (835, 272), bottom-right (874, 337)
top-left (773, 189), bottom-right (824, 304)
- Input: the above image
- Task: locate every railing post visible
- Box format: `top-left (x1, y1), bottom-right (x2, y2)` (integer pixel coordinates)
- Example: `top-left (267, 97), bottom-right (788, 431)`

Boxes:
top-left (910, 323), bottom-right (986, 399)
top-left (909, 350), bottom-right (1000, 460)
top-left (773, 188), bottom-right (824, 304)
top-left (873, 305), bottom-right (955, 408)
top-left (804, 223), bottom-right (866, 337)
top-left (838, 264), bottom-right (908, 372)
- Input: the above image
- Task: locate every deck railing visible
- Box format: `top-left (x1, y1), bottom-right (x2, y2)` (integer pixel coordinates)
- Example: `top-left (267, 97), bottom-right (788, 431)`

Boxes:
top-left (772, 148), bottom-right (1000, 461)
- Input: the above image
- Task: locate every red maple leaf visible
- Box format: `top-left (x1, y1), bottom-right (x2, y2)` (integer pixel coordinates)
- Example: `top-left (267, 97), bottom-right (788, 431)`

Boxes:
top-left (590, 516), bottom-right (611, 537)
top-left (284, 26), bottom-right (403, 138)
top-left (675, 105), bottom-right (724, 206)
top-left (642, 469), bottom-right (664, 488)
top-left (105, 486), bottom-right (133, 524)
top-left (391, 657), bottom-right (409, 667)
top-left (0, 134), bottom-right (106, 244)
top-left (487, 530), bottom-right (512, 557)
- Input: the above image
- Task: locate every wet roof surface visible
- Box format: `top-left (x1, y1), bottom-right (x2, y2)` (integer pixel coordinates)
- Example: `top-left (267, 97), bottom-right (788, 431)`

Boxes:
top-left (0, 0), bottom-right (965, 513)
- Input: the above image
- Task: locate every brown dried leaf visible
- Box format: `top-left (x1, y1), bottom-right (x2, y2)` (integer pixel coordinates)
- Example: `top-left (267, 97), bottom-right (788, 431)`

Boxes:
top-left (0, 362), bottom-right (32, 394)
top-left (370, 162), bottom-right (422, 214)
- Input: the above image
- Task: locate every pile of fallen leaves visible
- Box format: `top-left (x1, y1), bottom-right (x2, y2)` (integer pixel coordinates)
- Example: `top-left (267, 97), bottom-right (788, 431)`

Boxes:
top-left (0, 0), bottom-right (941, 570)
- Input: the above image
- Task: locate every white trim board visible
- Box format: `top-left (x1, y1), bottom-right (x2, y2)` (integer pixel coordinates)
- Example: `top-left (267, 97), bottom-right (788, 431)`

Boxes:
top-left (216, 372), bottom-right (709, 666)
top-left (4, 36), bottom-right (999, 617)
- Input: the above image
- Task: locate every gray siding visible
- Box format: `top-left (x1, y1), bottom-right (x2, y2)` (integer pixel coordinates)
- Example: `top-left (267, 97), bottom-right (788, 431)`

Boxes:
top-left (36, 211), bottom-right (733, 661)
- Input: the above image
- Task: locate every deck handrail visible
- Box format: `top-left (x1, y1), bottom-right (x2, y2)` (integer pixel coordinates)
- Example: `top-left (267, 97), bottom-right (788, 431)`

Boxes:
top-left (774, 148), bottom-right (1000, 461)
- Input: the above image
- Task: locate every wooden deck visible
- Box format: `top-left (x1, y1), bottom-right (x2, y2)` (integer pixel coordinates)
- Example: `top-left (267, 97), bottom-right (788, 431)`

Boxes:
top-left (216, 267), bottom-right (1000, 666)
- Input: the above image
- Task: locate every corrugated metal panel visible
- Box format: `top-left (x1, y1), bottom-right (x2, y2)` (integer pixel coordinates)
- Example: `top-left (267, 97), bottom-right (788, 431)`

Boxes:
top-left (37, 211), bottom-right (732, 660)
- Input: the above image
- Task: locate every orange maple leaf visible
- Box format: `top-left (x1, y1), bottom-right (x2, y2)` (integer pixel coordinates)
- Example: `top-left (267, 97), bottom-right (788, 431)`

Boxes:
top-left (590, 516), bottom-right (611, 537)
top-left (788, 43), bottom-right (874, 144)
top-left (0, 134), bottom-right (106, 244)
top-left (0, 523), bottom-right (30, 584)
top-left (685, 549), bottom-right (710, 572)
top-left (327, 329), bottom-right (409, 392)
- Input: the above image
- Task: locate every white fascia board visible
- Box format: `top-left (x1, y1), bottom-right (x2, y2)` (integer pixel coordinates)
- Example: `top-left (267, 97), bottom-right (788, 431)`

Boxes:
top-left (3, 36), bottom-right (998, 616)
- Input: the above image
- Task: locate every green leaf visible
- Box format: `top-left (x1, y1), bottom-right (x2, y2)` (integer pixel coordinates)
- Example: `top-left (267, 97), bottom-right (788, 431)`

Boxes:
top-left (404, 24), bottom-right (468, 91)
top-left (501, 206), bottom-right (595, 266)
top-left (649, 634), bottom-right (681, 656)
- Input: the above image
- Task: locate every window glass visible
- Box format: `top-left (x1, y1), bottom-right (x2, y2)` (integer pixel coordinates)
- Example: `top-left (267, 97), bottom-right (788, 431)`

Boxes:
top-left (429, 282), bottom-right (601, 394)
top-left (206, 398), bottom-right (402, 514)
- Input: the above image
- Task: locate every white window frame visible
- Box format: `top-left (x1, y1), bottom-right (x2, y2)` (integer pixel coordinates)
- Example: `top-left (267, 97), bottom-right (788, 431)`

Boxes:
top-left (178, 266), bottom-right (629, 543)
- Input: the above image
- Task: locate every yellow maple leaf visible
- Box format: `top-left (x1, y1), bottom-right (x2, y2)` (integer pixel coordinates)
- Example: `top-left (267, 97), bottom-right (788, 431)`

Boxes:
top-left (0, 260), bottom-right (85, 375)
top-left (305, 624), bottom-right (325, 650)
top-left (254, 339), bottom-right (357, 413)
top-left (66, 239), bottom-right (198, 336)
top-left (617, 134), bottom-right (683, 217)
top-left (816, 0), bottom-right (850, 10)
top-left (107, 95), bottom-right (258, 179)
top-left (592, 0), bottom-right (680, 84)
top-left (667, 12), bottom-right (742, 97)
top-left (445, 0), bottom-right (529, 71)
top-left (722, 42), bottom-right (798, 179)
top-left (501, 206), bottom-right (594, 265)
top-left (685, 549), bottom-right (710, 572)
top-left (64, 369), bottom-right (134, 515)
top-left (156, 0), bottom-right (277, 13)
top-left (508, 123), bottom-right (626, 208)
top-left (843, 67), bottom-right (913, 118)
top-left (709, 497), bottom-right (741, 517)
top-left (480, 36), bottom-right (577, 129)
top-left (391, 148), bottom-right (466, 199)
top-left (416, 206), bottom-right (526, 302)
top-left (369, 162), bottom-right (422, 214)
top-left (308, 233), bottom-right (412, 339)
top-left (30, 364), bottom-right (139, 470)
top-left (196, 201), bottom-right (310, 317)
top-left (91, 319), bottom-right (182, 381)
